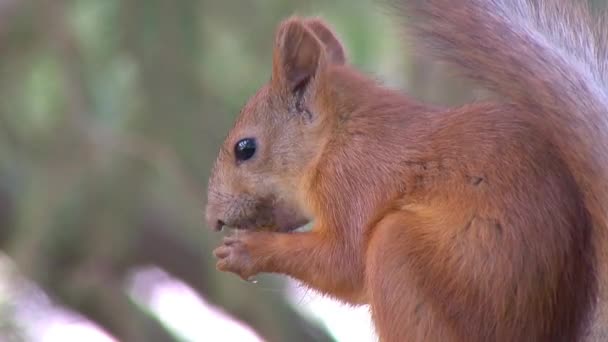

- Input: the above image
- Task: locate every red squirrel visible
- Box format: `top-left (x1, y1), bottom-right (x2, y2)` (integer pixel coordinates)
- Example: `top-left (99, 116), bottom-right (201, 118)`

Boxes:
top-left (205, 0), bottom-right (608, 340)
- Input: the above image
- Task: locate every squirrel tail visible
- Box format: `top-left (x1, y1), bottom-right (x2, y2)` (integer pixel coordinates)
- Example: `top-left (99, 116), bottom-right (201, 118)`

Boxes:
top-left (393, 0), bottom-right (608, 234)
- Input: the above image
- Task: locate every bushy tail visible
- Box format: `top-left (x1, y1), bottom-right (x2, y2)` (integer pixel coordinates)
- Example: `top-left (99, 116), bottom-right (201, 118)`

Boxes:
top-left (393, 0), bottom-right (608, 333)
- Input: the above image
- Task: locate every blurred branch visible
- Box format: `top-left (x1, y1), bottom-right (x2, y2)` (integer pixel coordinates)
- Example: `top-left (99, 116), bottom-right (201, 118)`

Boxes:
top-left (130, 210), bottom-right (336, 342)
top-left (57, 264), bottom-right (179, 342)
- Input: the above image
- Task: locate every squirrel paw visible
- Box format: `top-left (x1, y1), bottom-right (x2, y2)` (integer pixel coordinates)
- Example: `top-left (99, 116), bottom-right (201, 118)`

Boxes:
top-left (213, 233), bottom-right (262, 281)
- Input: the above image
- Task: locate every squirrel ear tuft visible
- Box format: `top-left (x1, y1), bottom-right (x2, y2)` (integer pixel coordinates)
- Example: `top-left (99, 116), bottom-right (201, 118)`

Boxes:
top-left (303, 18), bottom-right (346, 65)
top-left (272, 17), bottom-right (324, 93)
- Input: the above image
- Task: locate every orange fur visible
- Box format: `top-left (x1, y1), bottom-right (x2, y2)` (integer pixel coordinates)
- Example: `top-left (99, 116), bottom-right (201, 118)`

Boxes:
top-left (206, 1), bottom-right (608, 340)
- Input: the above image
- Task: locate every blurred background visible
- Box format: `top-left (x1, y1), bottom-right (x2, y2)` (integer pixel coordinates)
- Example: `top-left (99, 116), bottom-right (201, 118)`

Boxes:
top-left (0, 0), bottom-right (604, 341)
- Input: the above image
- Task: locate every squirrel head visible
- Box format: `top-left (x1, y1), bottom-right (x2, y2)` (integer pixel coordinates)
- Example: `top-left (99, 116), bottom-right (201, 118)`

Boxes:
top-left (205, 17), bottom-right (347, 232)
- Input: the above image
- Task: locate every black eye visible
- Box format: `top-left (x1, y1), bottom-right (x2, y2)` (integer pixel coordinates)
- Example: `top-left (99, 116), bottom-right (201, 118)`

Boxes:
top-left (234, 138), bottom-right (257, 162)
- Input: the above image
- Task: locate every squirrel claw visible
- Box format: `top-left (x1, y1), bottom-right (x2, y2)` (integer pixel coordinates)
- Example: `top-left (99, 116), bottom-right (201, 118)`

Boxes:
top-left (222, 236), bottom-right (238, 246)
top-left (213, 245), bottom-right (230, 259)
top-left (213, 233), bottom-right (257, 280)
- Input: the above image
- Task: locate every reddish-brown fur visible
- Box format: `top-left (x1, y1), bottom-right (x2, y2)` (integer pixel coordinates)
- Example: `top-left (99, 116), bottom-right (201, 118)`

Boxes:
top-left (206, 1), bottom-right (608, 341)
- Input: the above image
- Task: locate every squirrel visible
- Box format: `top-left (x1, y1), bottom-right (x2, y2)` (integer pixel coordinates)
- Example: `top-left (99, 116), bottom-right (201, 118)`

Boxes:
top-left (205, 0), bottom-right (608, 341)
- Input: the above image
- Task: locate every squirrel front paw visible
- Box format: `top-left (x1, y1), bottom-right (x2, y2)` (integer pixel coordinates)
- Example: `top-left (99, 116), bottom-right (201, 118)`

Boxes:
top-left (213, 233), bottom-right (265, 280)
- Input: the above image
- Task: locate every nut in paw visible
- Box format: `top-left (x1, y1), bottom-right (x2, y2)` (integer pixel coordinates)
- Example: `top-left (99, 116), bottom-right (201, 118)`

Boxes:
top-left (213, 234), bottom-right (259, 280)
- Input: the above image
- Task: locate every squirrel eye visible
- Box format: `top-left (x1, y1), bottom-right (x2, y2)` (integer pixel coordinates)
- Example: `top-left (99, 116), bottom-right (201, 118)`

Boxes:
top-left (234, 138), bottom-right (257, 162)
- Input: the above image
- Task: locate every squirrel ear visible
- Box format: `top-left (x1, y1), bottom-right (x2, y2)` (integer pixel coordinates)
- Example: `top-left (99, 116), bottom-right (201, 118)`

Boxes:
top-left (303, 18), bottom-right (346, 65)
top-left (272, 18), bottom-right (324, 94)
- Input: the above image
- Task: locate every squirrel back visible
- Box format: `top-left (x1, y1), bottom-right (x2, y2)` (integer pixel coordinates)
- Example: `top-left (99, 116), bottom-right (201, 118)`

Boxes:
top-left (394, 0), bottom-right (608, 336)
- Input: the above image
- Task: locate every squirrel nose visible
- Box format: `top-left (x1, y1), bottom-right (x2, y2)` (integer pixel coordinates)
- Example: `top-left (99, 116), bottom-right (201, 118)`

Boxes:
top-left (205, 206), bottom-right (225, 232)
top-left (214, 219), bottom-right (225, 231)
top-left (206, 215), bottom-right (225, 232)
top-left (207, 212), bottom-right (226, 232)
